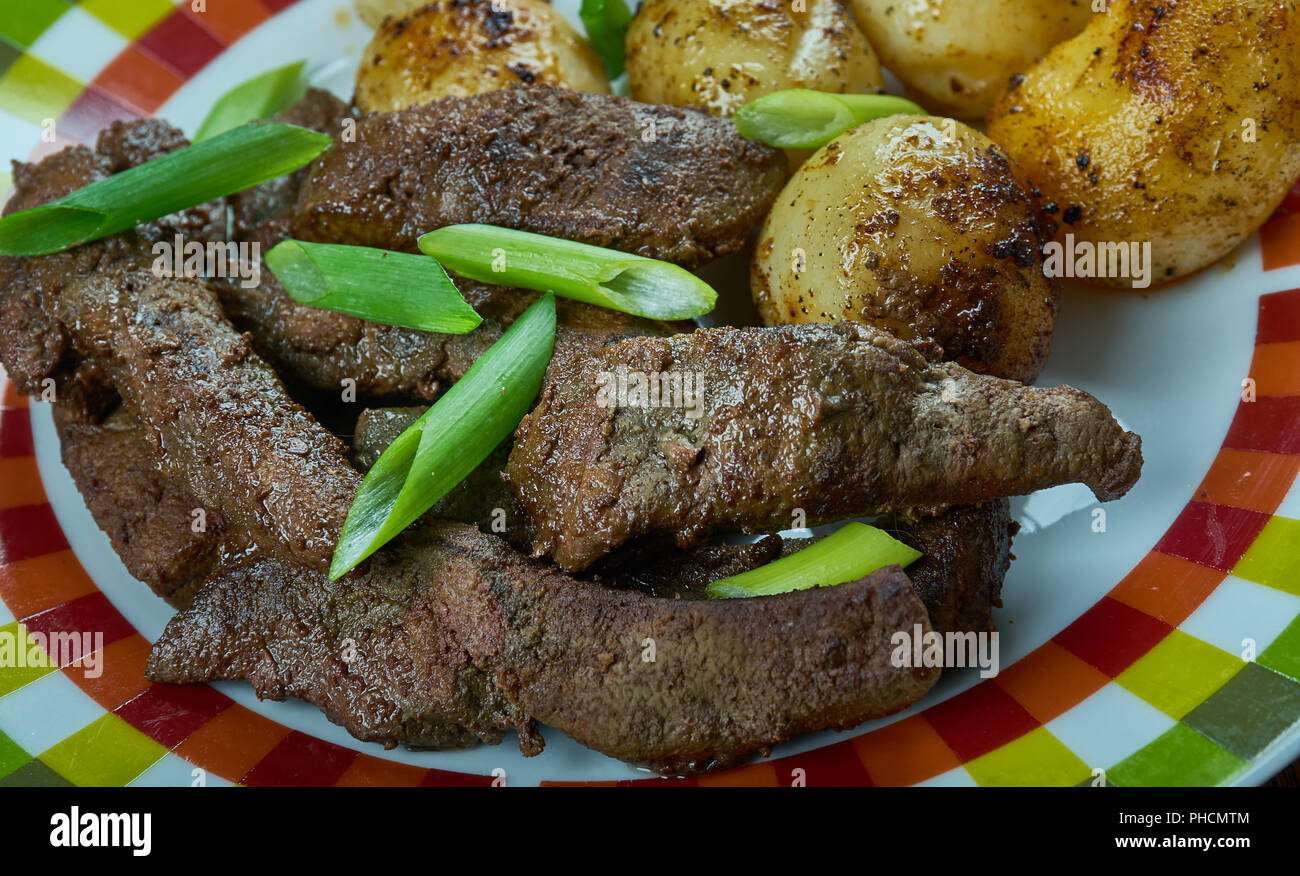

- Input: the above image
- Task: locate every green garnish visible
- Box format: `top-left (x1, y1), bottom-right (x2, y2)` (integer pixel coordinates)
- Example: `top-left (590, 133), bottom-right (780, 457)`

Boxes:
top-left (0, 123), bottom-right (332, 257)
top-left (329, 293), bottom-right (557, 580)
top-left (705, 522), bottom-right (922, 599)
top-left (266, 240), bottom-right (482, 334)
top-left (418, 224), bottom-right (716, 321)
top-left (580, 0), bottom-right (634, 79)
top-left (194, 60), bottom-right (308, 142)
top-left (734, 90), bottom-right (926, 150)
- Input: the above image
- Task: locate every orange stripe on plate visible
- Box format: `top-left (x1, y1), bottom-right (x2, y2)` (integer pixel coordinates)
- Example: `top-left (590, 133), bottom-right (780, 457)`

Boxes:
top-left (182, 0), bottom-right (270, 45)
top-left (1249, 341), bottom-right (1300, 397)
top-left (851, 714), bottom-right (960, 786)
top-left (993, 640), bottom-right (1109, 724)
top-left (1193, 448), bottom-right (1300, 515)
top-left (1108, 551), bottom-right (1227, 627)
top-left (696, 761), bottom-right (779, 787)
top-left (0, 457), bottom-right (46, 509)
top-left (0, 549), bottom-right (97, 620)
top-left (334, 754), bottom-right (429, 787)
top-left (173, 703), bottom-right (293, 785)
top-left (62, 633), bottom-right (153, 711)
top-left (93, 46), bottom-right (186, 114)
top-left (1261, 212), bottom-right (1300, 272)
top-left (1, 382), bottom-right (27, 410)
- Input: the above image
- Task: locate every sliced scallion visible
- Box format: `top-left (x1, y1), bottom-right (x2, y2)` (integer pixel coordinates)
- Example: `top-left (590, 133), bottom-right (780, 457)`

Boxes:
top-left (194, 60), bottom-right (308, 142)
top-left (705, 522), bottom-right (922, 599)
top-left (418, 224), bottom-right (716, 321)
top-left (734, 90), bottom-right (926, 150)
top-left (266, 240), bottom-right (482, 334)
top-left (0, 123), bottom-right (332, 257)
top-left (329, 292), bottom-right (557, 580)
top-left (580, 0), bottom-right (634, 79)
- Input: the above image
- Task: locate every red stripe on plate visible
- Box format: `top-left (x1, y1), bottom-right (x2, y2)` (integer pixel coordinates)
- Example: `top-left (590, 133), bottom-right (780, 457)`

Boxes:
top-left (419, 768), bottom-right (497, 788)
top-left (1154, 501), bottom-right (1271, 572)
top-left (617, 775), bottom-right (699, 788)
top-left (766, 740), bottom-right (873, 787)
top-left (0, 408), bottom-right (34, 458)
top-left (922, 682), bottom-right (1040, 763)
top-left (21, 592), bottom-right (135, 653)
top-left (115, 684), bottom-right (233, 750)
top-left (137, 10), bottom-right (227, 78)
top-left (58, 86), bottom-right (144, 145)
top-left (1053, 597), bottom-right (1172, 678)
top-left (258, 0), bottom-right (304, 13)
top-left (241, 731), bottom-right (359, 787)
top-left (1222, 395), bottom-right (1300, 456)
top-left (1257, 288), bottom-right (1300, 345)
top-left (0, 504), bottom-right (70, 566)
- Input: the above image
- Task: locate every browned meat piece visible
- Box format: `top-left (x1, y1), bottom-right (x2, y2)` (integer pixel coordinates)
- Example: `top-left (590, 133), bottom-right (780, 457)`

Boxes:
top-left (217, 273), bottom-right (686, 400)
top-left (57, 268), bottom-right (360, 572)
top-left (290, 86), bottom-right (787, 266)
top-left (600, 536), bottom-right (785, 600)
top-left (507, 321), bottom-right (1142, 570)
top-left (146, 530), bottom-right (539, 754)
top-left (230, 88), bottom-right (353, 242)
top-left (0, 119), bottom-right (225, 395)
top-left (895, 501), bottom-right (1015, 636)
top-left (149, 522), bottom-right (938, 774)
top-left (53, 403), bottom-right (231, 609)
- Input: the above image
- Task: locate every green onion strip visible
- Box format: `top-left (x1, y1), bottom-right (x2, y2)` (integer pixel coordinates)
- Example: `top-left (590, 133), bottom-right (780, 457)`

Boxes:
top-left (705, 522), bottom-right (922, 599)
top-left (329, 293), bottom-right (557, 580)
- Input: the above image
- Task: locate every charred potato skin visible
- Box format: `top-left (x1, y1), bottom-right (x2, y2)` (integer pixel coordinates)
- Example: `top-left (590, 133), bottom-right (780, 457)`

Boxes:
top-left (751, 117), bottom-right (1059, 384)
top-left (851, 0), bottom-right (1094, 119)
top-left (986, 0), bottom-right (1300, 289)
top-left (355, 0), bottom-right (609, 114)
top-left (625, 0), bottom-right (883, 117)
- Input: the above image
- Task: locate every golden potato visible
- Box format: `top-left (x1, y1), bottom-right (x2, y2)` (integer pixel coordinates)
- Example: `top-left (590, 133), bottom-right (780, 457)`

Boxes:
top-left (751, 117), bottom-right (1058, 383)
top-left (986, 0), bottom-right (1300, 289)
top-left (851, 0), bottom-right (1094, 118)
top-left (355, 0), bottom-right (609, 114)
top-left (354, 0), bottom-right (425, 30)
top-left (626, 0), bottom-right (883, 117)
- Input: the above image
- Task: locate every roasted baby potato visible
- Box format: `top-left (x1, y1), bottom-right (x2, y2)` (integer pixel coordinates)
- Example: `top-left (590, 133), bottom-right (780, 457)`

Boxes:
top-left (986, 0), bottom-right (1300, 288)
top-left (751, 116), bottom-right (1058, 384)
top-left (355, 0), bottom-right (609, 114)
top-left (626, 0), bottom-right (883, 117)
top-left (851, 0), bottom-right (1094, 118)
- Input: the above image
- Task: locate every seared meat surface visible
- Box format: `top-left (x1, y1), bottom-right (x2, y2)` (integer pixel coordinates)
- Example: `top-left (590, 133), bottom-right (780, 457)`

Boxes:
top-left (508, 322), bottom-right (1142, 570)
top-left (149, 521), bottom-right (938, 774)
top-left (57, 268), bottom-right (360, 572)
top-left (0, 119), bottom-right (225, 395)
top-left (290, 86), bottom-right (787, 266)
top-left (219, 274), bottom-right (687, 400)
top-left (53, 403), bottom-right (231, 610)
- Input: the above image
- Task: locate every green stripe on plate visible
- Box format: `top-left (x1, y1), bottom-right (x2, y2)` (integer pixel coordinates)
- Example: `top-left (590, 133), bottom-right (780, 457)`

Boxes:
top-left (0, 759), bottom-right (73, 787)
top-left (1116, 630), bottom-right (1246, 720)
top-left (0, 728), bottom-right (31, 781)
top-left (965, 727), bottom-right (1092, 787)
top-left (0, 38), bottom-right (23, 79)
top-left (0, 0), bottom-right (71, 50)
top-left (1259, 615), bottom-right (1300, 681)
top-left (1107, 724), bottom-right (1246, 787)
top-left (39, 713), bottom-right (166, 786)
top-left (1183, 662), bottom-right (1300, 760)
top-left (0, 621), bottom-right (58, 697)
top-left (78, 0), bottom-right (174, 40)
top-left (0, 53), bottom-right (83, 123)
top-left (1234, 517), bottom-right (1300, 597)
